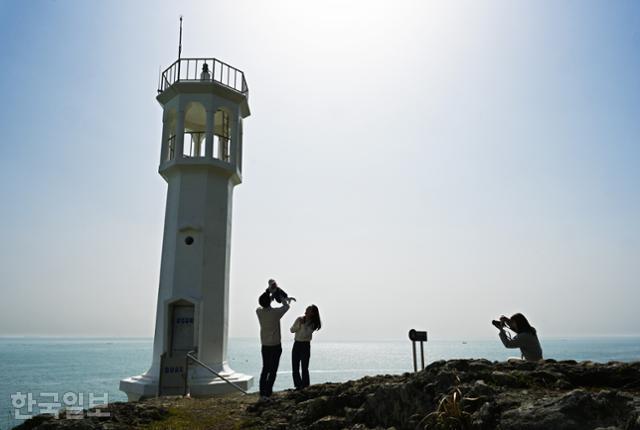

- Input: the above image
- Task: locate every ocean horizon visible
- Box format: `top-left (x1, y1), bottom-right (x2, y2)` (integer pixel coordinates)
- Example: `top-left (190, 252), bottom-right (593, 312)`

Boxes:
top-left (1, 336), bottom-right (639, 429)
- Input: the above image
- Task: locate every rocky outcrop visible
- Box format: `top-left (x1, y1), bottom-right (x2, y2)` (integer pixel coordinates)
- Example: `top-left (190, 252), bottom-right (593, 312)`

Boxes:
top-left (246, 359), bottom-right (640, 430)
top-left (12, 401), bottom-right (170, 429)
top-left (13, 359), bottom-right (640, 430)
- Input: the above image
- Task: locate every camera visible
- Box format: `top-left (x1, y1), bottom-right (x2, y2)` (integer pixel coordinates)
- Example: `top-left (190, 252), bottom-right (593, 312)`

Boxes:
top-left (492, 316), bottom-right (512, 330)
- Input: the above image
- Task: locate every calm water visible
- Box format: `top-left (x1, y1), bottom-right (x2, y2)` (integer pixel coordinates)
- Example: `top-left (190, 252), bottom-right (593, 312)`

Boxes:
top-left (1, 336), bottom-right (639, 429)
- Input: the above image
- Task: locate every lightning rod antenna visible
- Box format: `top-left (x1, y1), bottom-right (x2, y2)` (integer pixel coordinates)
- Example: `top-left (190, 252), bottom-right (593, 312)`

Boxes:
top-left (178, 15), bottom-right (183, 61)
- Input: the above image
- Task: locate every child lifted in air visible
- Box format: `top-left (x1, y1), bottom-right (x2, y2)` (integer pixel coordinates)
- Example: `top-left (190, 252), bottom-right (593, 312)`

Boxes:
top-left (267, 279), bottom-right (296, 304)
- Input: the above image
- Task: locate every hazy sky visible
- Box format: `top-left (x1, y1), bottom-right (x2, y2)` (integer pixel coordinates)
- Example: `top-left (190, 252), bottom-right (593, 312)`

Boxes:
top-left (0, 0), bottom-right (638, 340)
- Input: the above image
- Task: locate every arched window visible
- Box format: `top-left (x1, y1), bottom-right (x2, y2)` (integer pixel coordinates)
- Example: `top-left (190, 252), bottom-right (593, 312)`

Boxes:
top-left (213, 109), bottom-right (231, 162)
top-left (183, 102), bottom-right (207, 157)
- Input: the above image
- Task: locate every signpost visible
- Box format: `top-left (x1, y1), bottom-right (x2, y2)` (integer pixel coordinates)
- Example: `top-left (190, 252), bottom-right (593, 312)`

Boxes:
top-left (408, 329), bottom-right (428, 372)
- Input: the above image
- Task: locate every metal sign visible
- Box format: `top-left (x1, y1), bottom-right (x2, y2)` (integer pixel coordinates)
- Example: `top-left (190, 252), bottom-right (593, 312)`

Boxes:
top-left (408, 329), bottom-right (428, 372)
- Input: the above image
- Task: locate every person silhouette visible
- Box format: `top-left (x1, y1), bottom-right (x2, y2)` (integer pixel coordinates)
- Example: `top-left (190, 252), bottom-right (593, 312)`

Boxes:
top-left (493, 313), bottom-right (543, 361)
top-left (256, 279), bottom-right (291, 400)
top-left (200, 63), bottom-right (211, 81)
top-left (290, 304), bottom-right (321, 390)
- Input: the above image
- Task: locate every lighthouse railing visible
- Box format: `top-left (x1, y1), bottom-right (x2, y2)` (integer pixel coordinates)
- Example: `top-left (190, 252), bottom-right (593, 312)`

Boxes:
top-left (159, 58), bottom-right (249, 96)
top-left (185, 351), bottom-right (248, 395)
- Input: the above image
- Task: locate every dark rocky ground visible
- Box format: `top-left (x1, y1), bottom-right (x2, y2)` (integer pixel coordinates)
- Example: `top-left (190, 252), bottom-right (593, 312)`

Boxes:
top-left (14, 359), bottom-right (640, 430)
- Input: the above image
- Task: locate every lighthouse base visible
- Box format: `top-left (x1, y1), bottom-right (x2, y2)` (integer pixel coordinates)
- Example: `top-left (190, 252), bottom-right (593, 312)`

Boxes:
top-left (119, 374), bottom-right (159, 401)
top-left (120, 371), bottom-right (253, 401)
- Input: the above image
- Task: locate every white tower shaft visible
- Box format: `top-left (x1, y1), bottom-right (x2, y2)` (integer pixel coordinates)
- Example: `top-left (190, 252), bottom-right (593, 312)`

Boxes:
top-left (121, 57), bottom-right (251, 400)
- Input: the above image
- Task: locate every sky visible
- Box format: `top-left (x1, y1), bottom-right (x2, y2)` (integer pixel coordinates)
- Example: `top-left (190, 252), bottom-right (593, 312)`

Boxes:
top-left (0, 0), bottom-right (638, 341)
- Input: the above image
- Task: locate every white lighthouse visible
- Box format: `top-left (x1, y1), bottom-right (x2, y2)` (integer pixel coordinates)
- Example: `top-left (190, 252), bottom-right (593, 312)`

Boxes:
top-left (120, 56), bottom-right (252, 400)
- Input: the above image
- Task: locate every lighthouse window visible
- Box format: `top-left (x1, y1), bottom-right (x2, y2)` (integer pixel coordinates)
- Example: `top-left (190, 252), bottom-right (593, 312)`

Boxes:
top-left (213, 109), bottom-right (231, 162)
top-left (185, 236), bottom-right (194, 245)
top-left (184, 131), bottom-right (205, 157)
top-left (183, 102), bottom-right (207, 158)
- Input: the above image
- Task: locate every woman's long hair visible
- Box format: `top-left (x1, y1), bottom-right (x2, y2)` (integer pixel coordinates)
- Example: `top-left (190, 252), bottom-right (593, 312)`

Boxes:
top-left (307, 305), bottom-right (322, 331)
top-left (510, 313), bottom-right (537, 335)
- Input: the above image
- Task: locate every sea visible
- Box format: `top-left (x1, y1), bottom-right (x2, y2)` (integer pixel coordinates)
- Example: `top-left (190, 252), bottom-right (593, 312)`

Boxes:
top-left (1, 336), bottom-right (639, 430)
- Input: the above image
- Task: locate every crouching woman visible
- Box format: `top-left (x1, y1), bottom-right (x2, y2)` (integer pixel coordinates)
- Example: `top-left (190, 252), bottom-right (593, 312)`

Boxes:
top-left (494, 313), bottom-right (543, 361)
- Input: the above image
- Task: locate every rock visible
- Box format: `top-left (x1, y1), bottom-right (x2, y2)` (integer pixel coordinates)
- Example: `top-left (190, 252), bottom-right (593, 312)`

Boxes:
top-left (625, 412), bottom-right (640, 430)
top-left (309, 416), bottom-right (347, 430)
top-left (13, 400), bottom-right (169, 430)
top-left (12, 414), bottom-right (56, 430)
top-left (490, 370), bottom-right (523, 387)
top-left (500, 389), bottom-right (634, 430)
top-left (14, 359), bottom-right (640, 430)
top-left (468, 379), bottom-right (497, 397)
top-left (297, 396), bottom-right (339, 423)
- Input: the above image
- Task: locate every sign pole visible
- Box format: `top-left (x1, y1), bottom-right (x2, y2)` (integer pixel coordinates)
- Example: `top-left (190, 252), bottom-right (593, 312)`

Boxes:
top-left (412, 341), bottom-right (417, 372)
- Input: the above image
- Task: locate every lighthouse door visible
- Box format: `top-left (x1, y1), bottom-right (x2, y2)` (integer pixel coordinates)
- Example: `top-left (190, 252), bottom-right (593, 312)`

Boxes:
top-left (159, 302), bottom-right (195, 396)
top-left (170, 304), bottom-right (195, 354)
